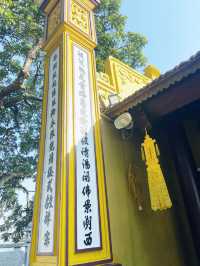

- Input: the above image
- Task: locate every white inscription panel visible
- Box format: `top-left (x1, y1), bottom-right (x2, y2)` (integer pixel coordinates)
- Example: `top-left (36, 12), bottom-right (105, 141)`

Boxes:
top-left (73, 45), bottom-right (101, 251)
top-left (38, 48), bottom-right (59, 254)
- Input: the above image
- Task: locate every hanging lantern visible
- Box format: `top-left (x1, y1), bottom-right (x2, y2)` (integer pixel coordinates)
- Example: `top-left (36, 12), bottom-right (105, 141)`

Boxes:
top-left (141, 130), bottom-right (172, 211)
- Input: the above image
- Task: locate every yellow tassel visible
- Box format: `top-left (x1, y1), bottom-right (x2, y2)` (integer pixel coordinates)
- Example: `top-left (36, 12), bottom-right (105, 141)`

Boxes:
top-left (141, 130), bottom-right (172, 211)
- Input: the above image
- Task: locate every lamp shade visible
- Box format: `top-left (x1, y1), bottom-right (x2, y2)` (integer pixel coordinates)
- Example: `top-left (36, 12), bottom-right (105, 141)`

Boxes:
top-left (114, 112), bottom-right (133, 130)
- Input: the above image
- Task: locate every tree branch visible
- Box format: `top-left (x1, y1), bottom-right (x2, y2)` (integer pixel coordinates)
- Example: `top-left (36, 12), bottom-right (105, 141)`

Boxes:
top-left (3, 96), bottom-right (24, 109)
top-left (0, 172), bottom-right (25, 188)
top-left (22, 39), bottom-right (44, 79)
top-left (23, 93), bottom-right (42, 102)
top-left (0, 38), bottom-right (44, 101)
top-left (0, 92), bottom-right (42, 110)
top-left (10, 106), bottom-right (20, 128)
top-left (32, 61), bottom-right (42, 91)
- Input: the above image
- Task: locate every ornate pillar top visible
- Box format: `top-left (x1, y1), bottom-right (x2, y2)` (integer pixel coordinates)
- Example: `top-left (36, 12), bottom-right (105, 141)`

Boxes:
top-left (39, 0), bottom-right (100, 13)
top-left (39, 0), bottom-right (99, 47)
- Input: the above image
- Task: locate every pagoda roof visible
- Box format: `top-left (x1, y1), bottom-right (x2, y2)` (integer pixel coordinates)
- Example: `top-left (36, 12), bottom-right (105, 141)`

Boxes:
top-left (105, 51), bottom-right (200, 118)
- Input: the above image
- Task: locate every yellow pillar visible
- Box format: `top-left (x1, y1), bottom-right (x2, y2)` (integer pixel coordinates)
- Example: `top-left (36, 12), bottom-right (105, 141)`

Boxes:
top-left (30, 1), bottom-right (112, 265)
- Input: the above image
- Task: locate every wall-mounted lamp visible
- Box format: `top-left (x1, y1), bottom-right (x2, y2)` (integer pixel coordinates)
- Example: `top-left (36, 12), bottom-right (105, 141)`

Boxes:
top-left (114, 112), bottom-right (133, 130)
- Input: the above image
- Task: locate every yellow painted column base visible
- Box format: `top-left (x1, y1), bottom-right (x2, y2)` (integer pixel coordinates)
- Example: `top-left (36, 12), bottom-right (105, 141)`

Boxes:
top-left (32, 256), bottom-right (57, 266)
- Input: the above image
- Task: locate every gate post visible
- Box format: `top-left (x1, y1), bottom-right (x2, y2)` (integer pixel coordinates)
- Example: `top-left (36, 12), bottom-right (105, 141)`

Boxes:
top-left (30, 1), bottom-right (112, 265)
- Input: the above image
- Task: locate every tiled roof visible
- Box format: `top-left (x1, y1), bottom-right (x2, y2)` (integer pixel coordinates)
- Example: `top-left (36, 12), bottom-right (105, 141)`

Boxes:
top-left (105, 51), bottom-right (200, 118)
top-left (0, 250), bottom-right (25, 266)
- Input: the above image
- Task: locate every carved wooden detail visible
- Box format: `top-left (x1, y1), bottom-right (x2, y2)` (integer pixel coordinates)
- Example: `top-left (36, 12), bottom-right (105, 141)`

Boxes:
top-left (97, 72), bottom-right (111, 85)
top-left (117, 66), bottom-right (143, 86)
top-left (70, 1), bottom-right (90, 35)
top-left (116, 65), bottom-right (149, 98)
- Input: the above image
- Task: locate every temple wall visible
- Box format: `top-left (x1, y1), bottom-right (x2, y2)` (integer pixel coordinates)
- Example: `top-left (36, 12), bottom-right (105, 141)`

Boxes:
top-left (100, 117), bottom-right (187, 266)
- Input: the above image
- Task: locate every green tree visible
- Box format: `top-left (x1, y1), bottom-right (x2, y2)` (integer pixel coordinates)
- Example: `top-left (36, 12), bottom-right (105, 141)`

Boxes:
top-left (0, 0), bottom-right (147, 242)
top-left (95, 0), bottom-right (147, 71)
top-left (0, 0), bottom-right (44, 242)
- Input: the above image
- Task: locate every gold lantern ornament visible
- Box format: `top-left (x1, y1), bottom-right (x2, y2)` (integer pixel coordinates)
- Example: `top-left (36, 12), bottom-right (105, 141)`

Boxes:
top-left (141, 129), bottom-right (172, 211)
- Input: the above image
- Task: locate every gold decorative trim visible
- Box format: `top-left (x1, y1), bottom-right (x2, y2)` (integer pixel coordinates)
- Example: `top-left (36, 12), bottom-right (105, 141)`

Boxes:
top-left (70, 1), bottom-right (90, 35)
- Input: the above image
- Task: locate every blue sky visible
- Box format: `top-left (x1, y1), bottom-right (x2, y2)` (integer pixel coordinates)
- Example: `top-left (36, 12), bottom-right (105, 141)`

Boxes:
top-left (121, 0), bottom-right (200, 73)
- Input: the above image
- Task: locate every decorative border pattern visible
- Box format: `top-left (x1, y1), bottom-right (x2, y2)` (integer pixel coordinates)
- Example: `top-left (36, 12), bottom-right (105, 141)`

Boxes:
top-left (37, 48), bottom-right (59, 254)
top-left (70, 1), bottom-right (90, 35)
top-left (73, 44), bottom-right (102, 252)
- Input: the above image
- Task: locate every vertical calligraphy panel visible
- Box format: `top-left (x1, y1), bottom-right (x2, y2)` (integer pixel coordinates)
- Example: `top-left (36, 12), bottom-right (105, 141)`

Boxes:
top-left (73, 45), bottom-right (101, 251)
top-left (37, 48), bottom-right (59, 254)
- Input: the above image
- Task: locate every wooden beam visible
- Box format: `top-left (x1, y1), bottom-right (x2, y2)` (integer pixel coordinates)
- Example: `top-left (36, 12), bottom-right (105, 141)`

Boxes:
top-left (144, 71), bottom-right (200, 120)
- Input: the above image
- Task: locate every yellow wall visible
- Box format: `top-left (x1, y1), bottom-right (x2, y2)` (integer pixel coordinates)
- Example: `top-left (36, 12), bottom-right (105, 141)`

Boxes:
top-left (100, 117), bottom-right (187, 266)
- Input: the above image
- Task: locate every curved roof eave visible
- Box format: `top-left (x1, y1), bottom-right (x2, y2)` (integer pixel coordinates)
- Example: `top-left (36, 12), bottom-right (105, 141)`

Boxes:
top-left (105, 51), bottom-right (200, 119)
